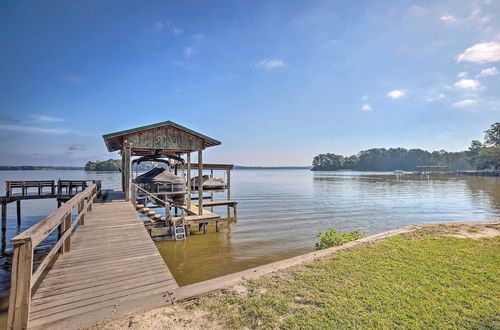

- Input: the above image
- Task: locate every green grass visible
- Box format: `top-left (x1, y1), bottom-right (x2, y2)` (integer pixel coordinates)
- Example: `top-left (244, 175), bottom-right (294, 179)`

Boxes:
top-left (198, 229), bottom-right (500, 329)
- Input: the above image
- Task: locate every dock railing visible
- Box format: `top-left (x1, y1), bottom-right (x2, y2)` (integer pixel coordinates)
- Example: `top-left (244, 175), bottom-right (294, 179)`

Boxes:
top-left (131, 183), bottom-right (172, 220)
top-left (7, 183), bottom-right (100, 329)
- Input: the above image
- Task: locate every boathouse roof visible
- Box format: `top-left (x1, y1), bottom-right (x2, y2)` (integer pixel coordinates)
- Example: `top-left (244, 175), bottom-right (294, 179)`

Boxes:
top-left (103, 120), bottom-right (221, 153)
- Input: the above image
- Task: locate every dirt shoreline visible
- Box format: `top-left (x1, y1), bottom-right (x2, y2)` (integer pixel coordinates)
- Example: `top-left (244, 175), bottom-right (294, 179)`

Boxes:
top-left (88, 220), bottom-right (500, 330)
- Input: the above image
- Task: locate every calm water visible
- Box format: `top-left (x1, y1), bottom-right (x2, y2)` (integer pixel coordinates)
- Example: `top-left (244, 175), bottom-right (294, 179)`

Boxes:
top-left (0, 169), bottom-right (499, 318)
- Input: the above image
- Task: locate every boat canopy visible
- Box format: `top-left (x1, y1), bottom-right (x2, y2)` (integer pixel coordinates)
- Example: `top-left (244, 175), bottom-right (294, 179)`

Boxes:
top-left (134, 168), bottom-right (184, 184)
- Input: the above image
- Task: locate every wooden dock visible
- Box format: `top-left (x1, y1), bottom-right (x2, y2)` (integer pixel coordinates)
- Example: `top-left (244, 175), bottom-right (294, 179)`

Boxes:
top-left (8, 187), bottom-right (178, 329)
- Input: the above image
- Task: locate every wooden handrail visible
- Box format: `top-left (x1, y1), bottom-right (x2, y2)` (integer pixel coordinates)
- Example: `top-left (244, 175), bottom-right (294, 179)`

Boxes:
top-left (7, 184), bottom-right (100, 330)
top-left (132, 183), bottom-right (172, 220)
top-left (133, 183), bottom-right (167, 206)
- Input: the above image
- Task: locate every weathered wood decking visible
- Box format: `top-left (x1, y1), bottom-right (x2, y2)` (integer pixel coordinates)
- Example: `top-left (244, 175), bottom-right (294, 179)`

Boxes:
top-left (28, 192), bottom-right (178, 329)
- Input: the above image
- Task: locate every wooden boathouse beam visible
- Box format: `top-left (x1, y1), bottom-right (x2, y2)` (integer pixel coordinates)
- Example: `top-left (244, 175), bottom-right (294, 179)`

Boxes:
top-left (198, 150), bottom-right (203, 216)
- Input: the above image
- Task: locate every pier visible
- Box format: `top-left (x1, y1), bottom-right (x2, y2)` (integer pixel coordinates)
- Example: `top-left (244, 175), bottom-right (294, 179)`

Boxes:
top-left (8, 187), bottom-right (178, 329)
top-left (1, 180), bottom-right (100, 232)
top-left (5, 121), bottom-right (238, 328)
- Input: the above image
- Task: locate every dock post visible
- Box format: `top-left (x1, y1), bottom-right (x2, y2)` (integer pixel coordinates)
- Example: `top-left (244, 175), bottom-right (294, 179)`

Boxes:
top-left (198, 150), bottom-right (203, 216)
top-left (226, 169), bottom-right (231, 217)
top-left (16, 200), bottom-right (21, 227)
top-left (215, 220), bottom-right (219, 232)
top-left (186, 152), bottom-right (191, 208)
top-left (7, 241), bottom-right (33, 330)
top-left (1, 201), bottom-right (6, 234)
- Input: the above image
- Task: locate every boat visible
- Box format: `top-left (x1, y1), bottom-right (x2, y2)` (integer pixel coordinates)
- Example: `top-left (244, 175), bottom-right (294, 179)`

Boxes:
top-left (191, 175), bottom-right (226, 190)
top-left (134, 167), bottom-right (186, 205)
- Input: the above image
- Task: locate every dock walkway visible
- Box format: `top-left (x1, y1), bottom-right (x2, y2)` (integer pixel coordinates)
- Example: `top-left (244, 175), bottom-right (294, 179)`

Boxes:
top-left (27, 192), bottom-right (178, 329)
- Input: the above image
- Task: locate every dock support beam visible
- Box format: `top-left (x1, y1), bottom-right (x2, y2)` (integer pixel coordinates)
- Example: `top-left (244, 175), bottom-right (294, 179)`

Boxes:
top-left (16, 201), bottom-right (21, 227)
top-left (1, 201), bottom-right (6, 233)
top-left (7, 241), bottom-right (33, 330)
top-left (198, 150), bottom-right (203, 216)
top-left (186, 152), bottom-right (191, 208)
top-left (123, 143), bottom-right (131, 201)
top-left (226, 169), bottom-right (231, 217)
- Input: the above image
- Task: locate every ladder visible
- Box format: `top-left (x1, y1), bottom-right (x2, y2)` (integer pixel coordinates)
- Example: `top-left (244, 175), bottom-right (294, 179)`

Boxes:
top-left (173, 209), bottom-right (187, 240)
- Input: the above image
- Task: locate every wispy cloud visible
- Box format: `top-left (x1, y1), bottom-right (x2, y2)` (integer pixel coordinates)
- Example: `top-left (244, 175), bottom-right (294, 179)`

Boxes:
top-left (457, 42), bottom-right (500, 64)
top-left (0, 125), bottom-right (75, 135)
top-left (427, 93), bottom-right (446, 102)
top-left (30, 114), bottom-right (64, 122)
top-left (68, 145), bottom-right (86, 151)
top-left (453, 99), bottom-right (478, 108)
top-left (361, 103), bottom-right (373, 111)
top-left (457, 71), bottom-right (468, 78)
top-left (440, 15), bottom-right (457, 23)
top-left (476, 66), bottom-right (498, 77)
top-left (469, 9), bottom-right (491, 24)
top-left (255, 59), bottom-right (285, 70)
top-left (454, 79), bottom-right (481, 89)
top-left (184, 46), bottom-right (198, 58)
top-left (173, 28), bottom-right (183, 35)
top-left (63, 76), bottom-right (86, 83)
top-left (386, 90), bottom-right (405, 99)
top-left (0, 114), bottom-right (20, 123)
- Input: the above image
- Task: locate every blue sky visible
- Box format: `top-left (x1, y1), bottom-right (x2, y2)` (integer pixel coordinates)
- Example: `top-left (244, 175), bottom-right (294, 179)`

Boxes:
top-left (1, 0), bottom-right (499, 166)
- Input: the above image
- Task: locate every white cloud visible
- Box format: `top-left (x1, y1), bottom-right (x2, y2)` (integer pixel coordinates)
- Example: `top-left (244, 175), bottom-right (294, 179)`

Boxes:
top-left (427, 93), bottom-right (446, 102)
top-left (173, 28), bottom-right (183, 35)
top-left (457, 71), bottom-right (468, 78)
top-left (255, 59), bottom-right (285, 70)
top-left (361, 103), bottom-right (373, 111)
top-left (30, 114), bottom-right (63, 122)
top-left (476, 66), bottom-right (498, 77)
top-left (0, 125), bottom-right (75, 134)
top-left (454, 79), bottom-right (481, 89)
top-left (184, 47), bottom-right (198, 57)
top-left (457, 42), bottom-right (500, 64)
top-left (453, 99), bottom-right (478, 108)
top-left (386, 90), bottom-right (405, 99)
top-left (440, 15), bottom-right (457, 23)
top-left (470, 9), bottom-right (491, 24)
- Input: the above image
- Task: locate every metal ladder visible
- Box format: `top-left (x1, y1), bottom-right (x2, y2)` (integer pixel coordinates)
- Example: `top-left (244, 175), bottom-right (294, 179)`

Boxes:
top-left (173, 209), bottom-right (187, 240)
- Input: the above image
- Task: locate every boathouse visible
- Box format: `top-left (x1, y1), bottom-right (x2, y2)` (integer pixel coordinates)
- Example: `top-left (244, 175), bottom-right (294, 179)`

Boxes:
top-left (103, 120), bottom-right (221, 213)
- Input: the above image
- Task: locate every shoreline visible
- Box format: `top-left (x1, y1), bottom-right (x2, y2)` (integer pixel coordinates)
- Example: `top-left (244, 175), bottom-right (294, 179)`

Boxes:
top-left (88, 220), bottom-right (499, 329)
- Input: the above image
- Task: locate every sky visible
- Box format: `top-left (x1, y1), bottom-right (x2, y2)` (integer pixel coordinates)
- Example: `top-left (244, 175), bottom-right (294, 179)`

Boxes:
top-left (0, 0), bottom-right (499, 166)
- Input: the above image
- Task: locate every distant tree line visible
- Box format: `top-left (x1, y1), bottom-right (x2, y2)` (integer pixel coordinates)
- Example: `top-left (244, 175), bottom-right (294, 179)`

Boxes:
top-left (84, 159), bottom-right (164, 171)
top-left (0, 166), bottom-right (84, 170)
top-left (312, 122), bottom-right (500, 171)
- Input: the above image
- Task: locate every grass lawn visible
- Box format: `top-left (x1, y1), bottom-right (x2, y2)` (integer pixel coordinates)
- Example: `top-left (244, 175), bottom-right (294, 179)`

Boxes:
top-left (198, 225), bottom-right (500, 329)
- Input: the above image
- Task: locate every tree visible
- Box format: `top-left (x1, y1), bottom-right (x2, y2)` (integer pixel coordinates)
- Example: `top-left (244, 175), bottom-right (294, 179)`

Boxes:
top-left (484, 122), bottom-right (500, 147)
top-left (467, 140), bottom-right (483, 168)
top-left (476, 147), bottom-right (500, 170)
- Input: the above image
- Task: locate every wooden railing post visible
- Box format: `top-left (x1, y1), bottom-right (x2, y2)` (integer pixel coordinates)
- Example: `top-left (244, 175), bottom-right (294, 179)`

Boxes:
top-left (164, 194), bottom-right (172, 221)
top-left (7, 241), bottom-right (33, 330)
top-left (131, 185), bottom-right (137, 207)
top-left (61, 212), bottom-right (71, 253)
top-left (78, 200), bottom-right (84, 226)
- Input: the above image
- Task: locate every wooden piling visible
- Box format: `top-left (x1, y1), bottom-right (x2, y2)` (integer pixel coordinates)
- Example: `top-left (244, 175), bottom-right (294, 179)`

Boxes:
top-left (186, 152), bottom-right (191, 208)
top-left (7, 240), bottom-right (33, 330)
top-left (16, 200), bottom-right (21, 226)
top-left (198, 150), bottom-right (203, 216)
top-left (1, 201), bottom-right (6, 233)
top-left (226, 169), bottom-right (231, 217)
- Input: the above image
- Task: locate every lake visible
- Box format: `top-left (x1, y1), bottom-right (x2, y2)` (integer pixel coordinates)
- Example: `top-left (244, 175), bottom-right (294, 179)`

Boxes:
top-left (0, 169), bottom-right (499, 311)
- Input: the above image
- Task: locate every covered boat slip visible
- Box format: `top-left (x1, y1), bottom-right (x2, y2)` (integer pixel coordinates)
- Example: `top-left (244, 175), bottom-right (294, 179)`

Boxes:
top-left (103, 121), bottom-right (237, 234)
